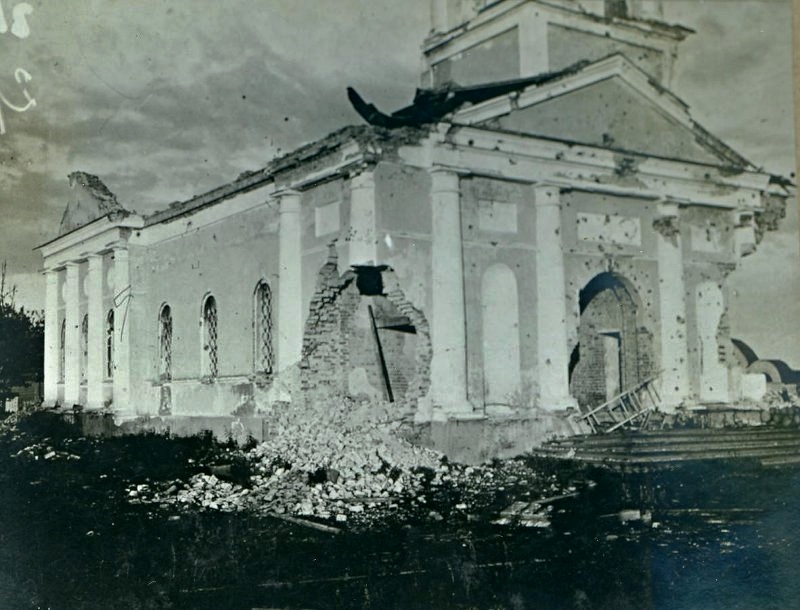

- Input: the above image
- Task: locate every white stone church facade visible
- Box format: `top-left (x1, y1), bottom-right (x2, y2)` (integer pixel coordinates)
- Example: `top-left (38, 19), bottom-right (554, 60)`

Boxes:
top-left (38, 0), bottom-right (790, 449)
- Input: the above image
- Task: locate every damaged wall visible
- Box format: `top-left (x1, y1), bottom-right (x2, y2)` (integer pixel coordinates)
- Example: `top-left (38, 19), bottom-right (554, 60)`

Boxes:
top-left (299, 252), bottom-right (431, 417)
top-left (561, 191), bottom-right (662, 410)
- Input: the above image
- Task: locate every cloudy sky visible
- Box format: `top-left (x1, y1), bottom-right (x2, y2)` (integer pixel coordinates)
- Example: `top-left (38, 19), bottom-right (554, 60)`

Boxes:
top-left (0, 0), bottom-right (797, 364)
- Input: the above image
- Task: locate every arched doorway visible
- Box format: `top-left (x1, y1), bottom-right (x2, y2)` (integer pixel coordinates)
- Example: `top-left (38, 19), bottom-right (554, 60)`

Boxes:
top-left (570, 272), bottom-right (651, 409)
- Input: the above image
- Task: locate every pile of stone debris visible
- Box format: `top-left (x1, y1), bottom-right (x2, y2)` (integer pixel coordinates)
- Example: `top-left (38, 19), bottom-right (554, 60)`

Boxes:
top-left (135, 398), bottom-right (578, 529)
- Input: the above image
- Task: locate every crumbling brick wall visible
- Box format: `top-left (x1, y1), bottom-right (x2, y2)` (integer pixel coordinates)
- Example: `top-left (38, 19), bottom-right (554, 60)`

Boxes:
top-left (300, 256), bottom-right (358, 398)
top-left (299, 250), bottom-right (431, 419)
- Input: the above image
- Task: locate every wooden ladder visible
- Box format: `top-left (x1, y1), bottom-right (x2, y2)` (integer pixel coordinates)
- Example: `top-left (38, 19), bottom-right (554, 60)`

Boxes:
top-left (573, 373), bottom-right (662, 434)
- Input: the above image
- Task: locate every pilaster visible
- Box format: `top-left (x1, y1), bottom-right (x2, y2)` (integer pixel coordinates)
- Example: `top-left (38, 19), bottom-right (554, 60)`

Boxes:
top-left (519, 7), bottom-right (550, 77)
top-left (112, 249), bottom-right (131, 412)
top-left (86, 254), bottom-right (105, 409)
top-left (277, 190), bottom-right (303, 373)
top-left (63, 262), bottom-right (80, 406)
top-left (429, 167), bottom-right (470, 414)
top-left (654, 203), bottom-right (690, 410)
top-left (43, 269), bottom-right (59, 405)
top-left (534, 185), bottom-right (576, 410)
top-left (348, 170), bottom-right (378, 266)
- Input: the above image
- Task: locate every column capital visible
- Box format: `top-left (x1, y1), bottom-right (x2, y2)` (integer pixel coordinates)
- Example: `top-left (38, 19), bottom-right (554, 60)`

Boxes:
top-left (656, 201), bottom-right (681, 217)
top-left (350, 169), bottom-right (375, 189)
top-left (86, 253), bottom-right (104, 268)
top-left (274, 187), bottom-right (301, 199)
top-left (532, 184), bottom-right (561, 206)
top-left (275, 188), bottom-right (301, 214)
top-left (430, 166), bottom-right (460, 193)
top-left (65, 260), bottom-right (81, 269)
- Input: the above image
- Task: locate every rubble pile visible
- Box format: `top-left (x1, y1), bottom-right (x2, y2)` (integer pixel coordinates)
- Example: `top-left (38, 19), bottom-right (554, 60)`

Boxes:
top-left (142, 398), bottom-right (453, 524)
top-left (11, 439), bottom-right (81, 460)
top-left (138, 398), bottom-right (579, 528)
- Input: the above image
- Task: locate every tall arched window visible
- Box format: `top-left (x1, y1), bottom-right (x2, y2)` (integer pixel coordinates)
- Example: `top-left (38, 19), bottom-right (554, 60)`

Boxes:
top-left (80, 314), bottom-right (89, 383)
top-left (105, 309), bottom-right (114, 379)
top-left (159, 304), bottom-right (173, 381)
top-left (254, 281), bottom-right (274, 374)
top-left (202, 296), bottom-right (218, 378)
top-left (59, 319), bottom-right (65, 382)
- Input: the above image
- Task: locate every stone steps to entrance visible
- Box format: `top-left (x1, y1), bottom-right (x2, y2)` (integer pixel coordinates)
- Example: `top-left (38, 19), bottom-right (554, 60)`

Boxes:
top-left (545, 428), bottom-right (800, 448)
top-left (535, 426), bottom-right (800, 466)
top-left (540, 438), bottom-right (800, 455)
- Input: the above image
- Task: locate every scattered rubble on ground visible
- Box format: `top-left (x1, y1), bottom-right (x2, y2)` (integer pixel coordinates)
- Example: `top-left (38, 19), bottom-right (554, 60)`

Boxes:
top-left (0, 406), bottom-right (585, 531)
top-left (130, 398), bottom-right (581, 529)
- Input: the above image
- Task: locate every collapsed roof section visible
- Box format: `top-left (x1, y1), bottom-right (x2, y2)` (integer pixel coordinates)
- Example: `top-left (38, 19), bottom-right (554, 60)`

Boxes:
top-left (348, 54), bottom-right (754, 171)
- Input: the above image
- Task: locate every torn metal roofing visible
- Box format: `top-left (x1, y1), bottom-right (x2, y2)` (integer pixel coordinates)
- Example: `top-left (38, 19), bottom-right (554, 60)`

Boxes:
top-left (348, 60), bottom-right (592, 129)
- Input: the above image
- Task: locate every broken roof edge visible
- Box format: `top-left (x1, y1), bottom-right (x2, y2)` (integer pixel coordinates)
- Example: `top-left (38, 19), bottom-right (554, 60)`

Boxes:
top-left (143, 123), bottom-right (431, 227)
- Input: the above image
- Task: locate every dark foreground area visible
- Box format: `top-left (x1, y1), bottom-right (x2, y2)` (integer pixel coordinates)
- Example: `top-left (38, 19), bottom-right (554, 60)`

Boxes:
top-left (1, 414), bottom-right (799, 609)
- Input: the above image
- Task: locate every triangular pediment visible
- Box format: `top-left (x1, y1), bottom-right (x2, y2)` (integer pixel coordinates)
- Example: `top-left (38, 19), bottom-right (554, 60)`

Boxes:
top-left (59, 171), bottom-right (128, 236)
top-left (452, 55), bottom-right (750, 168)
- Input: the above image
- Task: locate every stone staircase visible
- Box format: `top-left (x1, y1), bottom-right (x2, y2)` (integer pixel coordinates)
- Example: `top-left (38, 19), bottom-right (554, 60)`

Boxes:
top-left (535, 426), bottom-right (800, 467)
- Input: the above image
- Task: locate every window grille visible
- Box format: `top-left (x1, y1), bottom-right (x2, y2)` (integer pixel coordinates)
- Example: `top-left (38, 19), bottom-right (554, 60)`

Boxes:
top-left (254, 281), bottom-right (274, 374)
top-left (59, 319), bottom-right (65, 382)
top-left (105, 309), bottom-right (114, 379)
top-left (80, 314), bottom-right (88, 383)
top-left (203, 296), bottom-right (218, 378)
top-left (159, 305), bottom-right (173, 381)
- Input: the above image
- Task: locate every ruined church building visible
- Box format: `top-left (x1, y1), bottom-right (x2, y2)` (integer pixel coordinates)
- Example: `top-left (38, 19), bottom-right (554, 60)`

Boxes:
top-left (38, 0), bottom-right (791, 453)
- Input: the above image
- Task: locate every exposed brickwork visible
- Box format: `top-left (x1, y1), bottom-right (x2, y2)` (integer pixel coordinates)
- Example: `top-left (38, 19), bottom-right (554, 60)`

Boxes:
top-left (299, 251), bottom-right (431, 420)
top-left (571, 276), bottom-right (654, 409)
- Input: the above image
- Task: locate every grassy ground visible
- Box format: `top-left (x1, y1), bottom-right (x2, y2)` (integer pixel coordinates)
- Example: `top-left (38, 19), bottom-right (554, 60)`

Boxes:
top-left (2, 412), bottom-right (800, 609)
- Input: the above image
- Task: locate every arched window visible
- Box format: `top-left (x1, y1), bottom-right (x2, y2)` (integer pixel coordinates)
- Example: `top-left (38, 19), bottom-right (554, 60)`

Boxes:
top-left (254, 281), bottom-right (274, 374)
top-left (80, 314), bottom-right (89, 383)
top-left (59, 319), bottom-right (65, 382)
top-left (202, 296), bottom-right (218, 378)
top-left (159, 304), bottom-right (173, 381)
top-left (105, 309), bottom-right (114, 379)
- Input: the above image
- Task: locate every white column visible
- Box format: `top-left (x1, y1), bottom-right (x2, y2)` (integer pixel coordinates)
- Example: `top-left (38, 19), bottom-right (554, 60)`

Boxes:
top-left (63, 262), bottom-right (81, 406)
top-left (655, 204), bottom-right (690, 411)
top-left (519, 7), bottom-right (549, 77)
top-left (348, 171), bottom-right (378, 266)
top-left (431, 0), bottom-right (447, 33)
top-left (43, 269), bottom-right (59, 405)
top-left (429, 168), bottom-right (470, 414)
top-left (534, 185), bottom-right (576, 410)
top-left (112, 248), bottom-right (131, 412)
top-left (277, 190), bottom-right (303, 372)
top-left (86, 254), bottom-right (105, 409)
